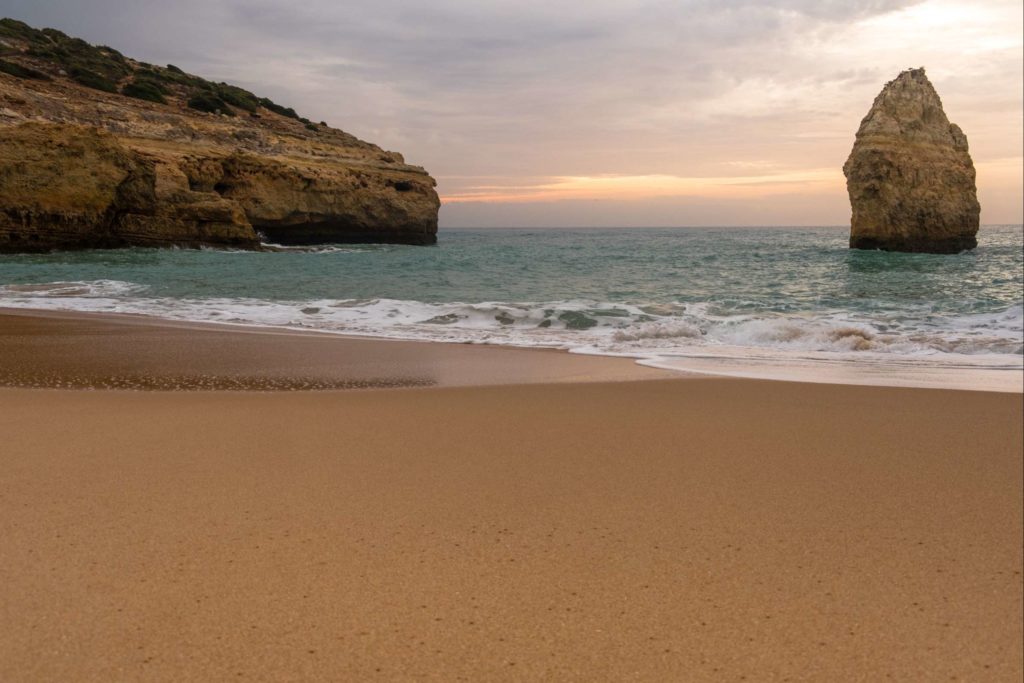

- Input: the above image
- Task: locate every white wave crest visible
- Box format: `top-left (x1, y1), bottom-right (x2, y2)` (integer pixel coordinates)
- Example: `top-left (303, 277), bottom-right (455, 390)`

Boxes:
top-left (1, 281), bottom-right (1021, 376)
top-left (711, 319), bottom-right (880, 352)
top-left (0, 279), bottom-right (148, 298)
top-left (612, 320), bottom-right (704, 342)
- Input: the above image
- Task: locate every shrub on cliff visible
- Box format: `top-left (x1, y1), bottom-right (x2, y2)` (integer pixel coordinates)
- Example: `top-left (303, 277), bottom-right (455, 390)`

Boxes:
top-left (214, 83), bottom-right (259, 112)
top-left (121, 78), bottom-right (167, 104)
top-left (0, 18), bottom-right (37, 41)
top-left (2, 18), bottom-right (316, 125)
top-left (69, 66), bottom-right (118, 93)
top-left (23, 31), bottom-right (130, 84)
top-left (152, 65), bottom-right (210, 90)
top-left (258, 97), bottom-right (299, 120)
top-left (0, 59), bottom-right (49, 80)
top-left (187, 91), bottom-right (235, 116)
top-left (135, 67), bottom-right (167, 83)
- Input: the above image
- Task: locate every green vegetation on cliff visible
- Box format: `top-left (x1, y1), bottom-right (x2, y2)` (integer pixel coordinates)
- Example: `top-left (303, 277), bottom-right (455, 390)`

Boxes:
top-left (121, 77), bottom-right (167, 104)
top-left (68, 66), bottom-right (118, 92)
top-left (187, 91), bottom-right (235, 116)
top-left (0, 17), bottom-right (307, 120)
top-left (0, 58), bottom-right (48, 80)
top-left (0, 17), bottom-right (441, 252)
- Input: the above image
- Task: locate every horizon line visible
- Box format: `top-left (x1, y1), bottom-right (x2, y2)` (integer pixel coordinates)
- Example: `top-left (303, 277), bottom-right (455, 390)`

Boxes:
top-left (437, 223), bottom-right (1022, 230)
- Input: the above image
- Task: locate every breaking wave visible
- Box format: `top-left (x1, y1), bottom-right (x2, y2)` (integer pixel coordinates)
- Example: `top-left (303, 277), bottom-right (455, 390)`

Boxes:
top-left (2, 280), bottom-right (1021, 364)
top-left (2, 227), bottom-right (1020, 389)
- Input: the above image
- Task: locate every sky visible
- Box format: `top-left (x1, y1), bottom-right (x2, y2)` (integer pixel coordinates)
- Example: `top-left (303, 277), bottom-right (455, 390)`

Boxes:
top-left (3, 0), bottom-right (1022, 227)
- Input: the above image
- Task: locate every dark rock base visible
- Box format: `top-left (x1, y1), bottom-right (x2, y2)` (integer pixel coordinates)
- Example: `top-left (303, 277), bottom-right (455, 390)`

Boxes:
top-left (257, 223), bottom-right (437, 246)
top-left (849, 235), bottom-right (978, 254)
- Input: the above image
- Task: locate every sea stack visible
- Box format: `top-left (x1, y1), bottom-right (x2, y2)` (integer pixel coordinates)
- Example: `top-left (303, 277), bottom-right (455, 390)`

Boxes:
top-left (0, 19), bottom-right (439, 252)
top-left (843, 68), bottom-right (979, 253)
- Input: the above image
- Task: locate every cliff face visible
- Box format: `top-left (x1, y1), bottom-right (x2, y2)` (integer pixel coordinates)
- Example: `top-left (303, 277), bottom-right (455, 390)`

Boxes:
top-left (843, 68), bottom-right (979, 253)
top-left (0, 19), bottom-right (439, 252)
top-left (0, 122), bottom-right (257, 250)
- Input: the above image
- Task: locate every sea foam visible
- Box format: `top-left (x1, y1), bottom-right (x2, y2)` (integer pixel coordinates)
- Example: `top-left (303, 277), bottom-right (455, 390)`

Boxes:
top-left (1, 226), bottom-right (1021, 390)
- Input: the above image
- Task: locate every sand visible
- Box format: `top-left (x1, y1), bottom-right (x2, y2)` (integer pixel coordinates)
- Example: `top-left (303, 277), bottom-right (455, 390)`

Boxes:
top-left (0, 310), bottom-right (1021, 681)
top-left (0, 309), bottom-right (669, 390)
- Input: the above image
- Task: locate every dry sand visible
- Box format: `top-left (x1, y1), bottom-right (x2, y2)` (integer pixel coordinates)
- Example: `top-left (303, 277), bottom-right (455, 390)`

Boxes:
top-left (0, 310), bottom-right (1021, 681)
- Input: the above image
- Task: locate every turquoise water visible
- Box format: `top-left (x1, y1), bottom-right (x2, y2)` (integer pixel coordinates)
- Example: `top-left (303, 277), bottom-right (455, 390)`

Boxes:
top-left (1, 226), bottom-right (1021, 382)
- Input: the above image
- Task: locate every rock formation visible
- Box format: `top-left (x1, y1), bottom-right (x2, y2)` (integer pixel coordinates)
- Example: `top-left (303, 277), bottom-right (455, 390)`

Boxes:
top-left (0, 19), bottom-right (439, 252)
top-left (843, 68), bottom-right (979, 253)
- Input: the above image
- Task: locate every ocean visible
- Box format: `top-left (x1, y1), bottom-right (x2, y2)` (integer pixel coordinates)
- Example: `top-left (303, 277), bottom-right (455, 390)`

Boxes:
top-left (1, 225), bottom-right (1021, 390)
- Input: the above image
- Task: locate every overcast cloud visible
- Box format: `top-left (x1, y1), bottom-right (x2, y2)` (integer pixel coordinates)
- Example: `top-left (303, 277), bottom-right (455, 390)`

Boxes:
top-left (3, 0), bottom-right (1021, 226)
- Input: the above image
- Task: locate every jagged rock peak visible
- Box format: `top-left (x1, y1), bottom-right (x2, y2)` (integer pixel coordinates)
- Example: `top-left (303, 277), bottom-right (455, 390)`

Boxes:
top-left (843, 68), bottom-right (980, 254)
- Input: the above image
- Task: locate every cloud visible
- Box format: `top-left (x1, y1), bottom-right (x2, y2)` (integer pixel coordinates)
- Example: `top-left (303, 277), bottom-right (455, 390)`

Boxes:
top-left (3, 0), bottom-right (1021, 225)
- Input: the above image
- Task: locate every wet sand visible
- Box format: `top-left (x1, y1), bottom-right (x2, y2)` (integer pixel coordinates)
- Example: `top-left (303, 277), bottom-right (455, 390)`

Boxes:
top-left (0, 310), bottom-right (1021, 681)
top-left (0, 308), bottom-right (670, 389)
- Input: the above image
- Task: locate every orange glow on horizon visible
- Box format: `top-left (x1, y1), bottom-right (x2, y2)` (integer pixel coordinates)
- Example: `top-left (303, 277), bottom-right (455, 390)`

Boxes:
top-left (440, 169), bottom-right (845, 204)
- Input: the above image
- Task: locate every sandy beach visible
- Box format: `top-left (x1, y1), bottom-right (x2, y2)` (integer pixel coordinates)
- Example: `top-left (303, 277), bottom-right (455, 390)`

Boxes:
top-left (2, 2), bottom-right (1021, 680)
top-left (0, 310), bottom-right (1021, 681)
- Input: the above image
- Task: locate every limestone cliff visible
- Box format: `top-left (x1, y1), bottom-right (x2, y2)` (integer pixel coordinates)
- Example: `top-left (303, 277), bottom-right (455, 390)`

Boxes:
top-left (0, 19), bottom-right (439, 252)
top-left (843, 68), bottom-right (979, 253)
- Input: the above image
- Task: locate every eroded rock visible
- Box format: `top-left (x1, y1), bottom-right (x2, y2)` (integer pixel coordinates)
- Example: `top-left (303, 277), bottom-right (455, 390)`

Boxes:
top-left (844, 68), bottom-right (980, 253)
top-left (0, 20), bottom-right (438, 252)
top-left (0, 122), bottom-right (255, 251)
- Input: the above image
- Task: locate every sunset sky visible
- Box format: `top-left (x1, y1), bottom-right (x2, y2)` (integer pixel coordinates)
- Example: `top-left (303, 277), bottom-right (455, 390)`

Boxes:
top-left (7, 0), bottom-right (1022, 227)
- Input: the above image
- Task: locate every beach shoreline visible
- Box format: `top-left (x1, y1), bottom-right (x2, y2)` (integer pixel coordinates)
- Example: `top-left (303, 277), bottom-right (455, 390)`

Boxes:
top-left (1, 306), bottom-right (1022, 680)
top-left (1, 306), bottom-right (1020, 393)
top-left (0, 307), bottom-right (674, 391)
